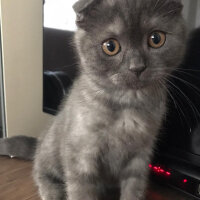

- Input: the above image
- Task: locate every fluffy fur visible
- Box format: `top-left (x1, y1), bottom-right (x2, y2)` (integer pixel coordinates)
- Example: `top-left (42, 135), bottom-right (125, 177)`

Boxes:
top-left (0, 136), bottom-right (37, 160)
top-left (0, 0), bottom-right (186, 200)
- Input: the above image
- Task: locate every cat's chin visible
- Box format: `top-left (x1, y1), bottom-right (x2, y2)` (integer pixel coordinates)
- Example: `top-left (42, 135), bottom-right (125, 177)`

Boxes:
top-left (118, 79), bottom-right (153, 91)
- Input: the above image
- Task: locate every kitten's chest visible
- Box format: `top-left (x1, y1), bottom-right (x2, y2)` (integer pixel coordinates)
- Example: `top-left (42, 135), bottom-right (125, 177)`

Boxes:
top-left (101, 109), bottom-right (154, 174)
top-left (111, 108), bottom-right (150, 138)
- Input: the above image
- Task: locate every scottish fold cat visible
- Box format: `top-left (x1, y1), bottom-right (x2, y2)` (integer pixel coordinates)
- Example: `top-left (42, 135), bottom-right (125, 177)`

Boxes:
top-left (0, 0), bottom-right (186, 199)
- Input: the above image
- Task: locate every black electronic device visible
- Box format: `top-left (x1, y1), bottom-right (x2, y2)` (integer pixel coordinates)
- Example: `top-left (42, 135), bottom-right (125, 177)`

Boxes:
top-left (152, 28), bottom-right (200, 199)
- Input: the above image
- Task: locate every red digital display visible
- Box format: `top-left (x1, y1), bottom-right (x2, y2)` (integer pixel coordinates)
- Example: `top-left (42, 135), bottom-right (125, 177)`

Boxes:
top-left (149, 164), bottom-right (171, 177)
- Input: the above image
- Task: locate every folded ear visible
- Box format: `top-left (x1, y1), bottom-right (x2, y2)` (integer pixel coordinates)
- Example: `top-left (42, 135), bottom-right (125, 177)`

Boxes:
top-left (168, 0), bottom-right (183, 13)
top-left (73, 0), bottom-right (101, 28)
top-left (73, 0), bottom-right (96, 13)
top-left (155, 0), bottom-right (183, 16)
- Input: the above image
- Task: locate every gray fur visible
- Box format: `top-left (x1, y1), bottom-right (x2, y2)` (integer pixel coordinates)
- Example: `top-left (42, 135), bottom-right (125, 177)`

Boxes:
top-left (73, 0), bottom-right (96, 13)
top-left (0, 136), bottom-right (37, 160)
top-left (1, 0), bottom-right (186, 200)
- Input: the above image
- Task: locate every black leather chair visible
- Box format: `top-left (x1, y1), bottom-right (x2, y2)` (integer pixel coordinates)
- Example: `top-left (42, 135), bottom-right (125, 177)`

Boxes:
top-left (43, 28), bottom-right (78, 114)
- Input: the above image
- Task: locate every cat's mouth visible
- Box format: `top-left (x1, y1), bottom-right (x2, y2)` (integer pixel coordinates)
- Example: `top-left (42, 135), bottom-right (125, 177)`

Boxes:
top-left (110, 73), bottom-right (154, 90)
top-left (125, 80), bottom-right (151, 90)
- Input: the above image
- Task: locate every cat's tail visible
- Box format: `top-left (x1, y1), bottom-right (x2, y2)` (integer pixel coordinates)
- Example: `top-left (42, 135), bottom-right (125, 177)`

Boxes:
top-left (0, 136), bottom-right (37, 161)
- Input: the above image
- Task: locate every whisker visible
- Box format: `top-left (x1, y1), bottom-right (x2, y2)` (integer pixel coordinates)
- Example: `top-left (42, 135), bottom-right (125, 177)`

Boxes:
top-left (151, 68), bottom-right (200, 97)
top-left (167, 84), bottom-right (192, 131)
top-left (167, 74), bottom-right (200, 96)
top-left (159, 80), bottom-right (177, 109)
top-left (164, 77), bottom-right (200, 124)
top-left (173, 68), bottom-right (200, 79)
top-left (175, 68), bottom-right (200, 72)
top-left (159, 79), bottom-right (190, 129)
top-left (151, 67), bottom-right (200, 73)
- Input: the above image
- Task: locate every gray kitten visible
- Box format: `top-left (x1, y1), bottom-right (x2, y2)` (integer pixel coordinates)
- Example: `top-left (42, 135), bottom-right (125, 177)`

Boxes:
top-left (0, 0), bottom-right (186, 200)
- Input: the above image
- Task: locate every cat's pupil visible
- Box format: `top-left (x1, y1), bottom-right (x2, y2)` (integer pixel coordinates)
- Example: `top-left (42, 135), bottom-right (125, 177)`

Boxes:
top-left (107, 41), bottom-right (116, 52)
top-left (151, 33), bottom-right (161, 44)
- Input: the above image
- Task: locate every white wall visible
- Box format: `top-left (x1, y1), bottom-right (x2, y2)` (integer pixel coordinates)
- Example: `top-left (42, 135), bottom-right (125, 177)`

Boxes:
top-left (0, 0), bottom-right (53, 138)
top-left (196, 0), bottom-right (200, 27)
top-left (182, 0), bottom-right (191, 20)
top-left (182, 0), bottom-right (200, 29)
top-left (44, 0), bottom-right (77, 31)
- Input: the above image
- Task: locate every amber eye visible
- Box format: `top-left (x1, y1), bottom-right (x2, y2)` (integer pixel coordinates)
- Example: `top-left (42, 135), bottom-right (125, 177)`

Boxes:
top-left (148, 32), bottom-right (166, 48)
top-left (102, 39), bottom-right (121, 56)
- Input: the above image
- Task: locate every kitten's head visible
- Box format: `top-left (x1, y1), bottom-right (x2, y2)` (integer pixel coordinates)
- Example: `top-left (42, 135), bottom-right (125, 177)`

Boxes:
top-left (73, 0), bottom-right (186, 91)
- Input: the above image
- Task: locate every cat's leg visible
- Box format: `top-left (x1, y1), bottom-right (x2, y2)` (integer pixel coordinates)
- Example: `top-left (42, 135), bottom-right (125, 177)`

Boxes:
top-left (33, 142), bottom-right (66, 200)
top-left (34, 171), bottom-right (66, 200)
top-left (65, 153), bottom-right (101, 200)
top-left (66, 172), bottom-right (100, 200)
top-left (120, 154), bottom-right (150, 200)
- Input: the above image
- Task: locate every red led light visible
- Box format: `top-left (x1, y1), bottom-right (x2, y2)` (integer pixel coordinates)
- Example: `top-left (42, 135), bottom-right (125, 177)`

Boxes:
top-left (183, 179), bottom-right (188, 183)
top-left (166, 172), bottom-right (171, 176)
top-left (160, 169), bottom-right (164, 173)
top-left (149, 164), bottom-right (171, 177)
